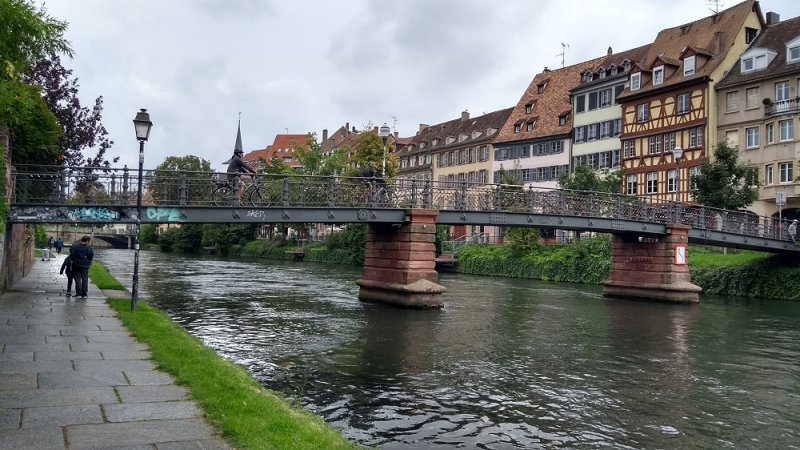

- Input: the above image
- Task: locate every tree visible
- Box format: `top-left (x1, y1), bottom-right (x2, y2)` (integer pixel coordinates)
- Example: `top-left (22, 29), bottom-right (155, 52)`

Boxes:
top-left (691, 141), bottom-right (759, 210)
top-left (0, 0), bottom-right (71, 81)
top-left (348, 132), bottom-right (397, 178)
top-left (0, 81), bottom-right (61, 165)
top-left (258, 156), bottom-right (294, 175)
top-left (24, 57), bottom-right (117, 167)
top-left (558, 164), bottom-right (622, 193)
top-left (148, 155), bottom-right (212, 204)
top-left (293, 134), bottom-right (323, 176)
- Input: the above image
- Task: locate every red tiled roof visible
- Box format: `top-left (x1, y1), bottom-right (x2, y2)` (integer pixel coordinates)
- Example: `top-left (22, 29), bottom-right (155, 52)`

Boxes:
top-left (243, 134), bottom-right (311, 168)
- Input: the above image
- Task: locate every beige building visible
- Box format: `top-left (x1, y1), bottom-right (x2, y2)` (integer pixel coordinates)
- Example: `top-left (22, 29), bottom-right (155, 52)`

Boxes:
top-left (716, 12), bottom-right (800, 218)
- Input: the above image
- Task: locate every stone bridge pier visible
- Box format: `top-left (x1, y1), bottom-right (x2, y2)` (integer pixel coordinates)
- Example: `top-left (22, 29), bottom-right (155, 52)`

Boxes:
top-left (602, 224), bottom-right (702, 303)
top-left (358, 209), bottom-right (446, 308)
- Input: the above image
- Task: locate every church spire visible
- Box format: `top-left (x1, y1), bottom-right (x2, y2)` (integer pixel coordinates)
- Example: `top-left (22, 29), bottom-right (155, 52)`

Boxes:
top-left (233, 112), bottom-right (243, 153)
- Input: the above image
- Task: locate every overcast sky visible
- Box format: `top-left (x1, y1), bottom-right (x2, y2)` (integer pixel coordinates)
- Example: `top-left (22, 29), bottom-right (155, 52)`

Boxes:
top-left (38, 0), bottom-right (800, 172)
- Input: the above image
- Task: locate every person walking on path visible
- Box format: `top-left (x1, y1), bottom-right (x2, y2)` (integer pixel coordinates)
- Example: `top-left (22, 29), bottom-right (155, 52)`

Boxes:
top-left (47, 236), bottom-right (54, 250)
top-left (59, 254), bottom-right (75, 296)
top-left (69, 235), bottom-right (94, 299)
top-left (789, 219), bottom-right (798, 242)
top-left (55, 237), bottom-right (63, 253)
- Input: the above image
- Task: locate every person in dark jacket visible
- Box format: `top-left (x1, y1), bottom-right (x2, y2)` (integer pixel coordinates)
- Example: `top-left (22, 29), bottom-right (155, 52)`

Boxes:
top-left (69, 235), bottom-right (94, 299)
top-left (226, 148), bottom-right (256, 204)
top-left (59, 255), bottom-right (74, 297)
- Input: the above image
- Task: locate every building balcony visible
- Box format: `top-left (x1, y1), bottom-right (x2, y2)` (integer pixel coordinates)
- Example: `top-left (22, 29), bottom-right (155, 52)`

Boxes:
top-left (764, 98), bottom-right (800, 117)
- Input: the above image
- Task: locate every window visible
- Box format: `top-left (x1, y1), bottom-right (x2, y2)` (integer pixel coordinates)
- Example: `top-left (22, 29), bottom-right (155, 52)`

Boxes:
top-left (576, 95), bottom-right (585, 113)
top-left (459, 149), bottom-right (467, 164)
top-left (637, 103), bottom-right (648, 122)
top-left (526, 122), bottom-right (534, 132)
top-left (587, 123), bottom-right (598, 141)
top-left (742, 53), bottom-right (769, 72)
top-left (559, 115), bottom-right (567, 126)
top-left (599, 68), bottom-right (606, 79)
top-left (766, 165), bottom-right (773, 185)
top-left (648, 136), bottom-right (657, 154)
top-left (575, 126), bottom-right (585, 143)
top-left (668, 169), bottom-right (678, 192)
top-left (746, 87), bottom-right (760, 109)
top-left (537, 83), bottom-right (546, 94)
top-left (789, 45), bottom-right (800, 63)
top-left (600, 121), bottom-right (611, 138)
top-left (767, 122), bottom-right (774, 144)
top-left (626, 174), bottom-right (637, 195)
top-left (631, 73), bottom-right (641, 91)
top-left (664, 132), bottom-right (676, 151)
top-left (610, 65), bottom-right (618, 76)
top-left (613, 119), bottom-right (621, 136)
top-left (525, 103), bottom-right (532, 114)
top-left (478, 170), bottom-right (487, 184)
top-left (746, 127), bottom-right (760, 149)
top-left (599, 88), bottom-right (612, 107)
top-left (514, 124), bottom-right (521, 134)
top-left (726, 91), bottom-right (740, 112)
top-left (776, 81), bottom-right (790, 102)
top-left (653, 66), bottom-right (664, 85)
top-left (677, 93), bottom-right (690, 114)
top-left (746, 27), bottom-right (758, 44)
top-left (689, 127), bottom-right (704, 147)
top-left (780, 119), bottom-right (794, 141)
top-left (623, 140), bottom-right (635, 158)
top-left (684, 55), bottom-right (695, 76)
top-left (589, 91), bottom-right (598, 110)
top-left (646, 172), bottom-right (658, 194)
top-left (780, 162), bottom-right (793, 183)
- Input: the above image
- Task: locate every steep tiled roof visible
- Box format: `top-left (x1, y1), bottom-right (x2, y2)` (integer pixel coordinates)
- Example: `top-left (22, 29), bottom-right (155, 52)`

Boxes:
top-left (496, 57), bottom-right (605, 143)
top-left (243, 134), bottom-right (310, 168)
top-left (618, 0), bottom-right (763, 100)
top-left (399, 107), bottom-right (514, 157)
top-left (570, 44), bottom-right (652, 92)
top-left (717, 15), bottom-right (800, 88)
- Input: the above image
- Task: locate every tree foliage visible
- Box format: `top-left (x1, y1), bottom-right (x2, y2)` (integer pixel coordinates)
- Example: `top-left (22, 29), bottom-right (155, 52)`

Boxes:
top-left (558, 164), bottom-right (622, 193)
top-left (347, 132), bottom-right (396, 178)
top-left (0, 0), bottom-right (71, 81)
top-left (24, 57), bottom-right (116, 167)
top-left (148, 155), bottom-right (212, 204)
top-left (691, 141), bottom-right (759, 210)
top-left (0, 81), bottom-right (61, 164)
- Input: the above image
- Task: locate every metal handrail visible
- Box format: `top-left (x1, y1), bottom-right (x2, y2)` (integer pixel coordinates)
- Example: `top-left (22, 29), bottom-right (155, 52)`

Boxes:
top-left (9, 164), bottom-right (792, 242)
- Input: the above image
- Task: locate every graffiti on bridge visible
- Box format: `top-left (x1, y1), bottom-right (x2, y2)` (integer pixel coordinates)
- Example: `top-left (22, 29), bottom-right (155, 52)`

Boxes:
top-left (145, 207), bottom-right (187, 222)
top-left (9, 206), bottom-right (125, 222)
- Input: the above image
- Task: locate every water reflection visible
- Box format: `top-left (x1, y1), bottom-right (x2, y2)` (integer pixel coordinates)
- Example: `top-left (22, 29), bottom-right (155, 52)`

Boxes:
top-left (98, 249), bottom-right (800, 449)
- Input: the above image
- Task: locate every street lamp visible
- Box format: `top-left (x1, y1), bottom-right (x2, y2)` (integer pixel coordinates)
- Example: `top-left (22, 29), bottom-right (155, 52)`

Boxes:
top-left (131, 108), bottom-right (153, 311)
top-left (672, 146), bottom-right (683, 202)
top-left (379, 123), bottom-right (391, 177)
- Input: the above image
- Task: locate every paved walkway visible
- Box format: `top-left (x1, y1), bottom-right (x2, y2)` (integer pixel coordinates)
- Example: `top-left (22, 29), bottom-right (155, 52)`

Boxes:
top-left (0, 255), bottom-right (231, 449)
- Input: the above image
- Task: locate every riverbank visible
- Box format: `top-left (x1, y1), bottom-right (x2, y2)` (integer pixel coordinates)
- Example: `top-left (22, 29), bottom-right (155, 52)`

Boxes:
top-left (89, 261), bottom-right (359, 449)
top-left (226, 235), bottom-right (800, 301)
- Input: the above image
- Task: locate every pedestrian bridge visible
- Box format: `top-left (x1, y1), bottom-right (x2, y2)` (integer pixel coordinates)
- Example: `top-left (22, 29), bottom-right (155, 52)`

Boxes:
top-left (8, 165), bottom-right (794, 254)
top-left (8, 165), bottom-right (796, 307)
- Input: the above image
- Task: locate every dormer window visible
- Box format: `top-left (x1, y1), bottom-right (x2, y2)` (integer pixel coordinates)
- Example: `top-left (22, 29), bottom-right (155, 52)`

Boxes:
top-left (446, 136), bottom-right (455, 145)
top-left (630, 72), bottom-right (641, 91)
top-left (471, 130), bottom-right (483, 139)
top-left (514, 123), bottom-right (521, 134)
top-left (582, 71), bottom-right (593, 83)
top-left (432, 138), bottom-right (440, 146)
top-left (609, 64), bottom-right (618, 76)
top-left (684, 55), bottom-right (696, 76)
top-left (459, 134), bottom-right (468, 142)
top-left (559, 115), bottom-right (568, 126)
top-left (420, 142), bottom-right (426, 149)
top-left (623, 60), bottom-right (631, 72)
top-left (525, 121), bottom-right (534, 132)
top-left (537, 83), bottom-right (546, 94)
top-left (741, 48), bottom-right (777, 72)
top-left (486, 128), bottom-right (497, 136)
top-left (653, 66), bottom-right (664, 85)
top-left (787, 37), bottom-right (800, 63)
top-left (524, 103), bottom-right (533, 114)
top-left (599, 68), bottom-right (606, 79)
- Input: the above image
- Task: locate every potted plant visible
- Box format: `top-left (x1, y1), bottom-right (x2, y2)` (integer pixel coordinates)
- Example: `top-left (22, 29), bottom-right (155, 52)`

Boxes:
top-left (763, 97), bottom-right (773, 106)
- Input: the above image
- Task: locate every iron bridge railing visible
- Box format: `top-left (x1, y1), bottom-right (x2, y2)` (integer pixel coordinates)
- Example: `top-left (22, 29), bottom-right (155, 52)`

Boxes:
top-left (9, 164), bottom-right (792, 241)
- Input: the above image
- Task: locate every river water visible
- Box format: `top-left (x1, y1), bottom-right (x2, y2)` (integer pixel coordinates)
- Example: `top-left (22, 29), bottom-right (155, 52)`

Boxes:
top-left (97, 249), bottom-right (800, 449)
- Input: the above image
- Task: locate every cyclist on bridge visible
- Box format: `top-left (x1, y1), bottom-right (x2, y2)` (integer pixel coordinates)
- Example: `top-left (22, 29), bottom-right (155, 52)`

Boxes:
top-left (226, 147), bottom-right (256, 204)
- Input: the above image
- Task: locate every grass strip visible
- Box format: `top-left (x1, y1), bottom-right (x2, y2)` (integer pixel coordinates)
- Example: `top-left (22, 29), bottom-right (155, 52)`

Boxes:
top-left (89, 263), bottom-right (126, 290)
top-left (104, 287), bottom-right (358, 449)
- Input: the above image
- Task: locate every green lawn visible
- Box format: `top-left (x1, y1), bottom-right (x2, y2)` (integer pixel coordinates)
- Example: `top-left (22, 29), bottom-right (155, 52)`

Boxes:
top-left (687, 246), bottom-right (772, 268)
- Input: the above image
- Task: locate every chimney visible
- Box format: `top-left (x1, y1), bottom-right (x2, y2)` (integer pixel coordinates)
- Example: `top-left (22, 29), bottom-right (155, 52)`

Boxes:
top-left (543, 66), bottom-right (549, 72)
top-left (419, 123), bottom-right (429, 133)
top-left (461, 110), bottom-right (470, 121)
top-left (394, 131), bottom-right (399, 139)
top-left (345, 122), bottom-right (350, 131)
top-left (352, 126), bottom-right (356, 133)
top-left (322, 129), bottom-right (328, 142)
top-left (607, 46), bottom-right (613, 56)
top-left (767, 12), bottom-right (780, 25)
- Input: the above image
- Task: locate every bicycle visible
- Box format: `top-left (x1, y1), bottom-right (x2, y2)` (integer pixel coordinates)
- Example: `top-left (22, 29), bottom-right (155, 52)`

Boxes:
top-left (211, 175), bottom-right (267, 206)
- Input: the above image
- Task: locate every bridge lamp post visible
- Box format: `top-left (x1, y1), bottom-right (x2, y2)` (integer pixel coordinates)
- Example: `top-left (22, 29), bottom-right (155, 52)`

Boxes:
top-left (131, 109), bottom-right (153, 311)
top-left (380, 123), bottom-right (391, 177)
top-left (672, 146), bottom-right (683, 202)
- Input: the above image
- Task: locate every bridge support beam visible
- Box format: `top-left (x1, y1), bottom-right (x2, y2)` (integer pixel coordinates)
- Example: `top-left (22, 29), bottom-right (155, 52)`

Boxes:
top-left (358, 209), bottom-right (446, 308)
top-left (602, 224), bottom-right (702, 303)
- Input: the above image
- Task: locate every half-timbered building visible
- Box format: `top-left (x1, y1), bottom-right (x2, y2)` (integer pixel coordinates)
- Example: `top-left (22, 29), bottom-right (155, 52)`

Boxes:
top-left (616, 0), bottom-right (765, 203)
